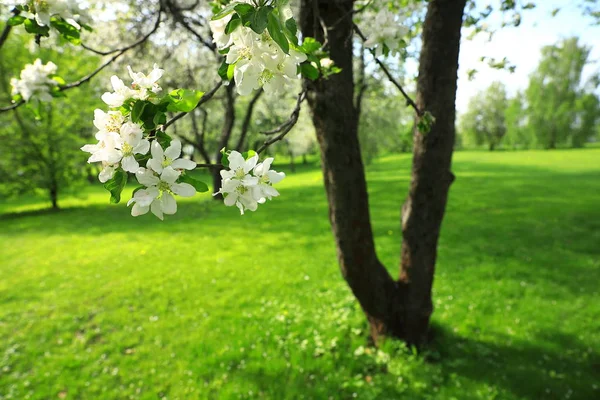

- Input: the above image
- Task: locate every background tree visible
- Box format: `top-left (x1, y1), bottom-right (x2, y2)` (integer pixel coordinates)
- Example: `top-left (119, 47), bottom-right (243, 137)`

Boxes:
top-left (525, 37), bottom-right (591, 149)
top-left (460, 81), bottom-right (508, 150)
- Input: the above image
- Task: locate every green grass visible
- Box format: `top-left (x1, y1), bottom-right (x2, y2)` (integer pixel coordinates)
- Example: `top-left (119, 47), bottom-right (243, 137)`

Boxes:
top-left (1, 149), bottom-right (599, 400)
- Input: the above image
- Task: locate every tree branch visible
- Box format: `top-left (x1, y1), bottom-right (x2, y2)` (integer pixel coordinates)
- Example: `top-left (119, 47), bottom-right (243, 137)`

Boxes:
top-left (257, 88), bottom-right (306, 154)
top-left (0, 8), bottom-right (163, 112)
top-left (235, 89), bottom-right (263, 151)
top-left (353, 23), bottom-right (423, 116)
top-left (0, 9), bottom-right (19, 50)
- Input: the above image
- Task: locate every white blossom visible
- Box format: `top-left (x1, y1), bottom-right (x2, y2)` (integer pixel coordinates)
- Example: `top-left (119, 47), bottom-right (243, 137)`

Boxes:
top-left (128, 167), bottom-right (196, 220)
top-left (215, 151), bottom-right (284, 214)
top-left (101, 76), bottom-right (134, 108)
top-left (360, 8), bottom-right (409, 57)
top-left (10, 59), bottom-right (58, 102)
top-left (147, 140), bottom-right (196, 174)
top-left (25, 0), bottom-right (88, 28)
top-left (252, 157), bottom-right (285, 202)
top-left (118, 122), bottom-right (150, 173)
top-left (127, 64), bottom-right (164, 98)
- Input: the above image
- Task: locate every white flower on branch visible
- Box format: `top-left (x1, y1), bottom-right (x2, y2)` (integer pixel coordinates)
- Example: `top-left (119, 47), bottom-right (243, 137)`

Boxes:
top-left (252, 157), bottom-right (285, 202)
top-left (128, 64), bottom-right (164, 98)
top-left (101, 76), bottom-right (134, 108)
top-left (10, 59), bottom-right (58, 103)
top-left (128, 167), bottom-right (196, 220)
top-left (147, 140), bottom-right (196, 175)
top-left (216, 151), bottom-right (285, 215)
top-left (360, 8), bottom-right (409, 57)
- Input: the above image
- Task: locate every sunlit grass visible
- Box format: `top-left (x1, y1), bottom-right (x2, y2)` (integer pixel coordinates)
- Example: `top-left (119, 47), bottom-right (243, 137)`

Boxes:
top-left (1, 149), bottom-right (599, 399)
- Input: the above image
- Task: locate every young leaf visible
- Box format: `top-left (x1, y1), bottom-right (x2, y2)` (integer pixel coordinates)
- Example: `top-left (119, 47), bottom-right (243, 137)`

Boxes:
top-left (212, 2), bottom-right (240, 20)
top-left (301, 37), bottom-right (321, 54)
top-left (227, 63), bottom-right (235, 80)
top-left (179, 174), bottom-right (209, 193)
top-left (300, 63), bottom-right (319, 80)
top-left (225, 13), bottom-right (241, 34)
top-left (166, 89), bottom-right (204, 113)
top-left (218, 59), bottom-right (229, 80)
top-left (7, 15), bottom-right (26, 26)
top-left (250, 6), bottom-right (273, 34)
top-left (156, 129), bottom-right (172, 149)
top-left (104, 169), bottom-right (128, 204)
top-left (267, 12), bottom-right (289, 54)
top-left (24, 18), bottom-right (50, 36)
top-left (131, 100), bottom-right (147, 123)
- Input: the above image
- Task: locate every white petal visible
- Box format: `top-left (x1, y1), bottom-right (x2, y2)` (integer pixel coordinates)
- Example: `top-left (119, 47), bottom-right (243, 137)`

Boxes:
top-left (147, 158), bottom-right (163, 174)
top-left (121, 155), bottom-right (139, 173)
top-left (160, 166), bottom-right (180, 184)
top-left (165, 140), bottom-right (182, 160)
top-left (131, 203), bottom-right (150, 217)
top-left (150, 140), bottom-right (164, 160)
top-left (244, 154), bottom-right (258, 173)
top-left (136, 168), bottom-right (160, 186)
top-left (161, 192), bottom-right (177, 215)
top-left (99, 166), bottom-right (115, 183)
top-left (134, 139), bottom-right (150, 155)
top-left (171, 158), bottom-right (196, 170)
top-left (224, 193), bottom-right (238, 207)
top-left (171, 183), bottom-right (196, 197)
top-left (268, 170), bottom-right (285, 184)
top-left (151, 200), bottom-right (164, 220)
top-left (228, 151), bottom-right (245, 170)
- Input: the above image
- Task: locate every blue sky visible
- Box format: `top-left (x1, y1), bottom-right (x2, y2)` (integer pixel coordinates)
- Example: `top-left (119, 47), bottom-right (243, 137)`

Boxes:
top-left (454, 1), bottom-right (600, 113)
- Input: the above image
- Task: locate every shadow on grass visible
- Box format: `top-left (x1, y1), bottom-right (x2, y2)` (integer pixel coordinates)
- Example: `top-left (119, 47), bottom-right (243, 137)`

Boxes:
top-left (428, 323), bottom-right (600, 400)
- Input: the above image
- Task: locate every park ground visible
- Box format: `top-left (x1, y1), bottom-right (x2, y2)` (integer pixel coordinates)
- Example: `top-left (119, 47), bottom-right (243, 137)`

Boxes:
top-left (0, 149), bottom-right (599, 399)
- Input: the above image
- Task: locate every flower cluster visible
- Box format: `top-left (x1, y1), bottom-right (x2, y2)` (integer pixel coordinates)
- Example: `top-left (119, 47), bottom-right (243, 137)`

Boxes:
top-left (101, 64), bottom-right (164, 108)
top-left (215, 151), bottom-right (285, 215)
top-left (209, 2), bottom-right (307, 95)
top-left (360, 8), bottom-right (409, 57)
top-left (16, 0), bottom-right (88, 28)
top-left (127, 141), bottom-right (197, 220)
top-left (10, 59), bottom-right (59, 103)
top-left (81, 65), bottom-right (203, 220)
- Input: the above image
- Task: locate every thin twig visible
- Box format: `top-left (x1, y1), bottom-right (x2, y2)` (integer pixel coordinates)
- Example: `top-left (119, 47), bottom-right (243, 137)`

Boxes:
top-left (257, 88), bottom-right (306, 154)
top-left (0, 8), bottom-right (19, 50)
top-left (81, 6), bottom-right (163, 56)
top-left (163, 80), bottom-right (224, 129)
top-left (0, 8), bottom-right (163, 112)
top-left (353, 23), bottom-right (423, 116)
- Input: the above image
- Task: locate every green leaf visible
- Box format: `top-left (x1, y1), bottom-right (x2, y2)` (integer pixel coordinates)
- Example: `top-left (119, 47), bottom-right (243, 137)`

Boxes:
top-left (156, 130), bottom-right (172, 149)
top-left (225, 13), bottom-right (241, 34)
top-left (179, 174), bottom-right (209, 193)
top-left (24, 18), bottom-right (50, 36)
top-left (153, 112), bottom-right (167, 126)
top-left (50, 75), bottom-right (66, 85)
top-left (300, 37), bottom-right (321, 54)
top-left (283, 17), bottom-right (298, 45)
top-left (249, 6), bottom-right (272, 34)
top-left (227, 63), bottom-right (235, 80)
top-left (218, 59), bottom-right (229, 80)
top-left (267, 12), bottom-right (289, 54)
top-left (131, 100), bottom-right (147, 123)
top-left (220, 148), bottom-right (230, 167)
top-left (242, 150), bottom-right (257, 160)
top-left (166, 89), bottom-right (204, 113)
top-left (103, 169), bottom-right (128, 204)
top-left (50, 17), bottom-right (81, 44)
top-left (212, 2), bottom-right (241, 20)
top-left (7, 15), bottom-right (26, 26)
top-left (300, 63), bottom-right (319, 80)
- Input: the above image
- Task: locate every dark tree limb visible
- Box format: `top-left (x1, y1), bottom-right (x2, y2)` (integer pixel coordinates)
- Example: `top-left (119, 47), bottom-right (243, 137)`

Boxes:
top-left (256, 88), bottom-right (306, 154)
top-left (235, 89), bottom-right (263, 151)
top-left (353, 23), bottom-right (423, 117)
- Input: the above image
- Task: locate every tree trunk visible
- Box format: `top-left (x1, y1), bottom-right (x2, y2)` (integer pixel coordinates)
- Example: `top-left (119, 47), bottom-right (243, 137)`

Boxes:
top-left (399, 0), bottom-right (466, 345)
top-left (212, 83), bottom-right (236, 199)
top-left (300, 0), bottom-right (402, 341)
top-left (302, 154), bottom-right (308, 165)
top-left (489, 142), bottom-right (495, 151)
top-left (50, 186), bottom-right (59, 210)
top-left (301, 0), bottom-right (466, 345)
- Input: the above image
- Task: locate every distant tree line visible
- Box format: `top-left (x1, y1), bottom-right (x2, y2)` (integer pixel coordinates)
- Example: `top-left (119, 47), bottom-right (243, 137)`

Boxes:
top-left (459, 37), bottom-right (600, 150)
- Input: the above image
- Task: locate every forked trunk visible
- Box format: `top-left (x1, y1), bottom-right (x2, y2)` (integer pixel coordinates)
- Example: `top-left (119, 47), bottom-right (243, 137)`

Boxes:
top-left (300, 0), bottom-right (466, 345)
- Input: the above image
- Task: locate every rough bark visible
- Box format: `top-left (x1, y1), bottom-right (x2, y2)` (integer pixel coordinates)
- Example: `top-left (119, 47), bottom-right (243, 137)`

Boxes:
top-left (301, 0), bottom-right (466, 345)
top-left (212, 83), bottom-right (236, 199)
top-left (300, 0), bottom-right (403, 341)
top-left (399, 0), bottom-right (466, 345)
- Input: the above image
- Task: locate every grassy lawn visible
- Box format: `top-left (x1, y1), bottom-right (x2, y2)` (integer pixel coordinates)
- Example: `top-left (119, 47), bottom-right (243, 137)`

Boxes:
top-left (1, 149), bottom-right (599, 400)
